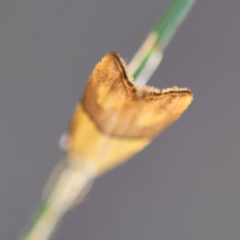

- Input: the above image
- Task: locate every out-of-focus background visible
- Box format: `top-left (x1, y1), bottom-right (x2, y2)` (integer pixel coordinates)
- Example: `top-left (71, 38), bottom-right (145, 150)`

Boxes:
top-left (1, 1), bottom-right (240, 239)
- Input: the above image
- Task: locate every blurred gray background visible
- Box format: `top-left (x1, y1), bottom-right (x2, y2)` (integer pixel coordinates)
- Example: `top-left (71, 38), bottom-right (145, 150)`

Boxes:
top-left (1, 1), bottom-right (240, 239)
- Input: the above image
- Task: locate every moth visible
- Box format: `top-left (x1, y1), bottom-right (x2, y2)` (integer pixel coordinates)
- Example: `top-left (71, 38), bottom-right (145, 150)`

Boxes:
top-left (64, 52), bottom-right (193, 176)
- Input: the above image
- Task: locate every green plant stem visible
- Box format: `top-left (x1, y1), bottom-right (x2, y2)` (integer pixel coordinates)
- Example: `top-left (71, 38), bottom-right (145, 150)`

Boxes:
top-left (129, 0), bottom-right (195, 85)
top-left (19, 1), bottom-right (195, 240)
top-left (19, 162), bottom-right (96, 240)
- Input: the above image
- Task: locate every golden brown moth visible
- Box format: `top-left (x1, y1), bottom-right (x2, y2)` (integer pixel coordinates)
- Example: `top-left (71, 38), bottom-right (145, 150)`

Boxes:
top-left (66, 52), bottom-right (193, 175)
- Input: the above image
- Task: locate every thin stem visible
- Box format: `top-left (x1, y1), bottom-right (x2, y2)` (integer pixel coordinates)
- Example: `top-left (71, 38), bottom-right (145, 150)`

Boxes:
top-left (128, 0), bottom-right (196, 85)
top-left (19, 162), bottom-right (96, 240)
